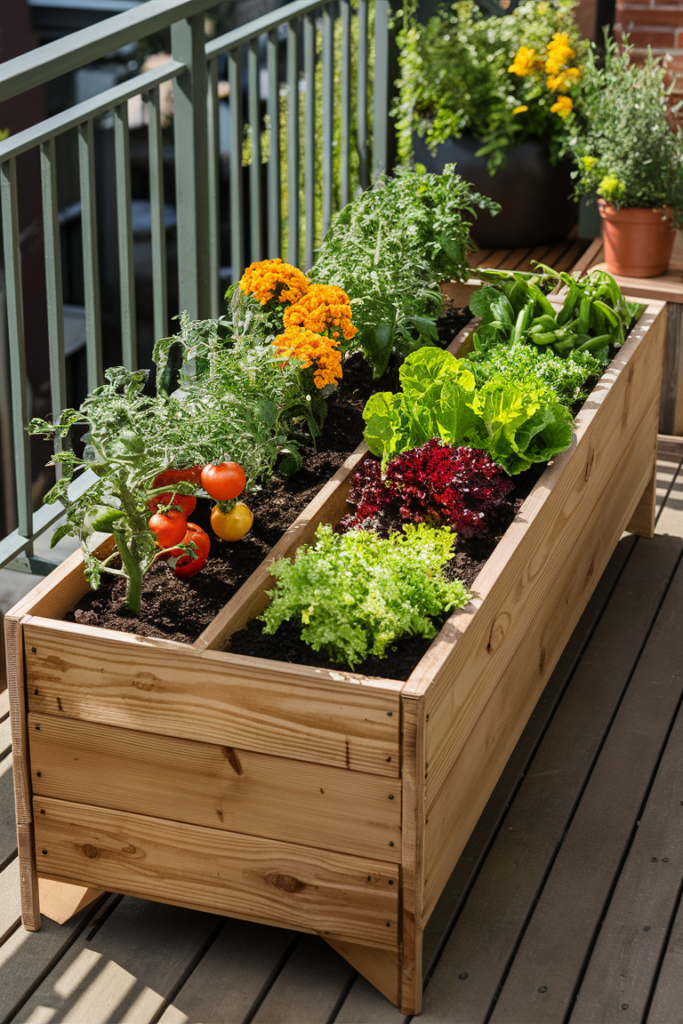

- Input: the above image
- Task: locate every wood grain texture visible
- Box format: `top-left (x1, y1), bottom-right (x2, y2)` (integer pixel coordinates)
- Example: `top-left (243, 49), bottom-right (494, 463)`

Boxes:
top-left (24, 618), bottom-right (401, 777)
top-left (660, 303), bottom-right (683, 435)
top-left (37, 878), bottom-right (102, 925)
top-left (626, 464), bottom-right (657, 538)
top-left (399, 693), bottom-right (426, 1015)
top-left (34, 797), bottom-right (400, 948)
top-left (410, 301), bottom-right (666, 810)
top-left (569, 236), bottom-right (603, 277)
top-left (28, 713), bottom-right (402, 861)
top-left (422, 417), bottom-right (659, 921)
top-left (570, 695), bottom-right (683, 1022)
top-left (324, 937), bottom-right (400, 1007)
top-left (195, 442), bottom-right (369, 653)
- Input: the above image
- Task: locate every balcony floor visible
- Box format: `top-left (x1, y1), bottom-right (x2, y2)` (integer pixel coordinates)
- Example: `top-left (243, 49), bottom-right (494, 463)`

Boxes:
top-left (1, 443), bottom-right (683, 1024)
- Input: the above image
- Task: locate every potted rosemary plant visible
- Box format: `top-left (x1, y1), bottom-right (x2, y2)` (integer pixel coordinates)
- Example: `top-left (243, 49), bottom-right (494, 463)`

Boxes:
top-left (572, 35), bottom-right (683, 278)
top-left (394, 0), bottom-right (586, 247)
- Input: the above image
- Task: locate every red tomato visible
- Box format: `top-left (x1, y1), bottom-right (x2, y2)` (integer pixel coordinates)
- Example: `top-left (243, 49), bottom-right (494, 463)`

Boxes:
top-left (153, 466), bottom-right (203, 488)
top-left (149, 492), bottom-right (197, 517)
top-left (201, 463), bottom-right (246, 501)
top-left (149, 510), bottom-right (187, 548)
top-left (172, 522), bottom-right (211, 577)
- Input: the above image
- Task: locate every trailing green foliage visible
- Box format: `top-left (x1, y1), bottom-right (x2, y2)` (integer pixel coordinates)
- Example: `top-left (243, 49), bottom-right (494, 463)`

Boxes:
top-left (468, 341), bottom-right (603, 409)
top-left (311, 165), bottom-right (500, 377)
top-left (394, 0), bottom-right (585, 173)
top-left (572, 33), bottom-right (683, 223)
top-left (470, 266), bottom-right (640, 363)
top-left (260, 522), bottom-right (471, 668)
top-left (362, 347), bottom-right (573, 476)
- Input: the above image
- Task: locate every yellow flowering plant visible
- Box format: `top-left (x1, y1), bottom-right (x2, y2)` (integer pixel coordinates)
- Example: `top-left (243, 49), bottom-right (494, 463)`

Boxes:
top-left (395, 0), bottom-right (586, 173)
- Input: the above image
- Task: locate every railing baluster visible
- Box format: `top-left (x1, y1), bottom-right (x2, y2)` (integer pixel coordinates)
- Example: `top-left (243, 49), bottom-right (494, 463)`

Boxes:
top-left (373, 0), bottom-right (397, 178)
top-left (228, 46), bottom-right (245, 282)
top-left (322, 2), bottom-right (334, 237)
top-left (287, 19), bottom-right (300, 266)
top-left (357, 0), bottom-right (369, 191)
top-left (0, 158), bottom-right (32, 540)
top-left (78, 119), bottom-right (103, 392)
top-left (147, 84), bottom-right (168, 342)
top-left (267, 27), bottom-right (281, 258)
top-left (248, 36), bottom-right (263, 264)
top-left (40, 138), bottom-right (66, 436)
top-left (114, 101), bottom-right (136, 369)
top-left (304, 13), bottom-right (316, 270)
top-left (207, 56), bottom-right (220, 315)
top-left (340, 0), bottom-right (351, 208)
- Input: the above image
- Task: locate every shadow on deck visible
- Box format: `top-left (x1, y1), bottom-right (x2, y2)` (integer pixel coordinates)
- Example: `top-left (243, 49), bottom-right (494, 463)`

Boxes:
top-left (1, 444), bottom-right (683, 1024)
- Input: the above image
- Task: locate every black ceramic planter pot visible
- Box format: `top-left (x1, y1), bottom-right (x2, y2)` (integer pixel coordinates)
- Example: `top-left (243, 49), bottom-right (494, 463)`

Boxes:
top-left (413, 133), bottom-right (577, 249)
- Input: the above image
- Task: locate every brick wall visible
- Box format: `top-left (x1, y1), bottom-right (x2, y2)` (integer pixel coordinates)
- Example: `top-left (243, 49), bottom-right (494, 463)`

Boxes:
top-left (615, 1), bottom-right (683, 90)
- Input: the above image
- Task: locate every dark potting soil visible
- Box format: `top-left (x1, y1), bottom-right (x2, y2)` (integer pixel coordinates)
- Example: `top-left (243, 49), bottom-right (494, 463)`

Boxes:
top-left (436, 304), bottom-right (471, 348)
top-left (226, 466), bottom-right (541, 682)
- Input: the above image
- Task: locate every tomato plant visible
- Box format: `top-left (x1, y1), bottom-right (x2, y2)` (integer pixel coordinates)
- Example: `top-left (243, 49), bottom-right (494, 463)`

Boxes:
top-left (149, 510), bottom-right (187, 548)
top-left (172, 523), bottom-right (211, 577)
top-left (148, 491), bottom-right (197, 517)
top-left (210, 503), bottom-right (253, 541)
top-left (201, 463), bottom-right (246, 501)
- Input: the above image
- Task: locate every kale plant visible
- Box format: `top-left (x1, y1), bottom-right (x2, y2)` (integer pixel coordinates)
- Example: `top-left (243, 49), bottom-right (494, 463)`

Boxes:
top-left (311, 165), bottom-right (499, 377)
top-left (260, 522), bottom-right (472, 668)
top-left (468, 341), bottom-right (603, 409)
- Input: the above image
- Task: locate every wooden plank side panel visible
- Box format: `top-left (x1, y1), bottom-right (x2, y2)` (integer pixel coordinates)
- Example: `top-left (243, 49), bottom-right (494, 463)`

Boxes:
top-left (421, 414), bottom-right (659, 921)
top-left (414, 302), bottom-right (666, 805)
top-left (24, 619), bottom-right (401, 777)
top-left (28, 713), bottom-right (402, 862)
top-left (399, 694), bottom-right (426, 1015)
top-left (660, 302), bottom-right (683, 435)
top-left (196, 442), bottom-right (369, 652)
top-left (34, 797), bottom-right (400, 949)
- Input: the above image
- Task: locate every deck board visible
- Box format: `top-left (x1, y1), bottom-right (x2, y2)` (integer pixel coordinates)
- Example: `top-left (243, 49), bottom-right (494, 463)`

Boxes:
top-left (2, 452), bottom-right (683, 1023)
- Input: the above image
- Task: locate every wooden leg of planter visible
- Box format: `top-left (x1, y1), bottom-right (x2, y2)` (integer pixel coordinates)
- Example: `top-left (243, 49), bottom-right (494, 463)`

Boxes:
top-left (324, 938), bottom-right (401, 1006)
top-left (627, 465), bottom-right (657, 538)
top-left (37, 879), bottom-right (104, 924)
top-left (5, 615), bottom-right (41, 930)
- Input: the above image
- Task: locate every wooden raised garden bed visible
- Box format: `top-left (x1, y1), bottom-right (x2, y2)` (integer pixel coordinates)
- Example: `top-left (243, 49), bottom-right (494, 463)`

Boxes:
top-left (5, 297), bottom-right (666, 1014)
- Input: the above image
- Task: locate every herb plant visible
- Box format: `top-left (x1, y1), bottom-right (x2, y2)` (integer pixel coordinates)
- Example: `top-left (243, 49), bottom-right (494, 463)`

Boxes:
top-left (340, 442), bottom-right (514, 539)
top-left (311, 165), bottom-right (500, 377)
top-left (394, 0), bottom-right (585, 173)
top-left (362, 347), bottom-right (573, 476)
top-left (260, 523), bottom-right (471, 668)
top-left (468, 341), bottom-right (602, 409)
top-left (573, 34), bottom-right (683, 223)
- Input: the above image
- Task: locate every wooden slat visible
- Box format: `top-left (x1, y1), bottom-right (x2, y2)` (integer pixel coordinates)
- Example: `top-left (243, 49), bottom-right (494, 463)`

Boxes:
top-left (590, 260), bottom-right (683, 304)
top-left (29, 713), bottom-right (402, 861)
top-left (411, 302), bottom-right (666, 802)
top-left (416, 534), bottom-right (682, 1024)
top-left (399, 693), bottom-right (426, 1014)
top-left (252, 934), bottom-right (354, 1023)
top-left (626, 464), bottom-right (657, 538)
top-left (421, 415), bottom-right (660, 922)
top-left (648, 895), bottom-right (683, 1022)
top-left (570, 691), bottom-right (683, 1022)
top-left (660, 304), bottom-right (683, 435)
top-left (196, 442), bottom-right (369, 652)
top-left (326, 937), bottom-right (400, 1008)
top-left (657, 433), bottom-right (683, 459)
top-left (512, 243), bottom-right (555, 274)
top-left (12, 894), bottom-right (219, 1024)
top-left (24, 618), bottom-right (401, 777)
top-left (570, 235), bottom-right (603, 277)
top-left (35, 797), bottom-right (400, 948)
top-left (159, 920), bottom-right (296, 1024)
top-left (491, 553), bottom-right (683, 1023)
top-left (552, 239), bottom-right (587, 273)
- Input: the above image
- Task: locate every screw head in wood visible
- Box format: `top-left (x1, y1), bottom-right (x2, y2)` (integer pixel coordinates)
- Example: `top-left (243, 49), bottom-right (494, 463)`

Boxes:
top-left (34, 689), bottom-right (38, 695)
top-left (387, 711), bottom-right (393, 717)
top-left (40, 809), bottom-right (45, 815)
top-left (389, 880), bottom-right (394, 884)
top-left (36, 771), bottom-right (41, 777)
top-left (41, 850), bottom-right (47, 855)
top-left (34, 725), bottom-right (40, 730)
top-left (386, 756), bottom-right (392, 762)
top-left (31, 647), bottom-right (36, 653)
top-left (389, 794), bottom-right (394, 800)
top-left (385, 922), bottom-right (390, 927)
top-left (388, 841), bottom-right (394, 847)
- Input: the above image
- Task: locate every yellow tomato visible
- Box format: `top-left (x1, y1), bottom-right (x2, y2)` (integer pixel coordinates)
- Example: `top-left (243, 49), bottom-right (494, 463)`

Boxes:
top-left (210, 502), bottom-right (254, 541)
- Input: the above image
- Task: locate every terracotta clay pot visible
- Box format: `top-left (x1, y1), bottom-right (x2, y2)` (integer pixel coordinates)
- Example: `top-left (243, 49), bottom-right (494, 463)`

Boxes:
top-left (598, 201), bottom-right (676, 278)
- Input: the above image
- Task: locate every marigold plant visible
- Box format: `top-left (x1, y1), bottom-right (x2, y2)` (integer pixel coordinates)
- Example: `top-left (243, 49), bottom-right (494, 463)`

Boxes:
top-left (273, 326), bottom-right (343, 389)
top-left (283, 283), bottom-right (357, 343)
top-left (239, 257), bottom-right (309, 306)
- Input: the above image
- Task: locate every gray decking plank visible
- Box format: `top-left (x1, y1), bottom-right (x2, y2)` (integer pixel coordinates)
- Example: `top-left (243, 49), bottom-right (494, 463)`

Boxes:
top-left (0, 856), bottom-right (20, 945)
top-left (656, 462), bottom-right (683, 537)
top-left (251, 934), bottom-right (354, 1024)
top-left (0, 716), bottom-right (10, 761)
top-left (0, 896), bottom-right (108, 1022)
top-left (655, 456), bottom-right (683, 520)
top-left (491, 547), bottom-right (683, 1023)
top-left (334, 975), bottom-right (407, 1024)
top-left (0, 755), bottom-right (17, 867)
top-left (647, 892), bottom-right (683, 1022)
top-left (158, 919), bottom-right (296, 1024)
top-left (569, 695), bottom-right (683, 1022)
top-left (11, 896), bottom-right (223, 1023)
top-left (416, 534), bottom-right (682, 1024)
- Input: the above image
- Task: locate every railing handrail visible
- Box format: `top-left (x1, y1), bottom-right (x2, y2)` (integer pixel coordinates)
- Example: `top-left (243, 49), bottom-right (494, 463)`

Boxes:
top-left (206, 0), bottom-right (330, 57)
top-left (0, 0), bottom-right (212, 102)
top-left (0, 60), bottom-right (185, 162)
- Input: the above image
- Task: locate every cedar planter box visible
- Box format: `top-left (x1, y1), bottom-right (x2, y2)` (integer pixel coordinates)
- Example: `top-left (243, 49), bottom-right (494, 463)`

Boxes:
top-left (5, 298), bottom-right (665, 1015)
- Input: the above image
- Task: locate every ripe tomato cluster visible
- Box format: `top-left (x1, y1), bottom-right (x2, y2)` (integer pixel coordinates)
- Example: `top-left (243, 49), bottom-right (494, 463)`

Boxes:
top-left (147, 462), bottom-right (253, 579)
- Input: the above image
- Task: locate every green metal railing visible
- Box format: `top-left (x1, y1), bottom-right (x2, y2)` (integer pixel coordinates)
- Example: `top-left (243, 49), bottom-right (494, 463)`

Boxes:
top-left (0, 0), bottom-right (395, 575)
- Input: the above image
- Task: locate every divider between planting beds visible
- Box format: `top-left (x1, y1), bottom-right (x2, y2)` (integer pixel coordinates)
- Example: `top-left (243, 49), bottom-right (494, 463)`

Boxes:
top-left (5, 290), bottom-right (666, 1015)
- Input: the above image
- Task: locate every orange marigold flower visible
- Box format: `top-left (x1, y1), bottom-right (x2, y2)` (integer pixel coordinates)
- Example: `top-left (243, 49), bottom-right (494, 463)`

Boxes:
top-left (239, 257), bottom-right (309, 306)
top-left (545, 33), bottom-right (575, 76)
top-left (508, 45), bottom-right (537, 77)
top-left (273, 326), bottom-right (343, 389)
top-left (283, 283), bottom-right (358, 342)
top-left (550, 95), bottom-right (573, 118)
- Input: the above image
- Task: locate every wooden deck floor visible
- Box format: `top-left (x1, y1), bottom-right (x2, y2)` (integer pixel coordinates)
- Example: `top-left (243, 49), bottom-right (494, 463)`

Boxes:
top-left (2, 442), bottom-right (683, 1024)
